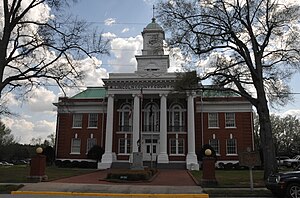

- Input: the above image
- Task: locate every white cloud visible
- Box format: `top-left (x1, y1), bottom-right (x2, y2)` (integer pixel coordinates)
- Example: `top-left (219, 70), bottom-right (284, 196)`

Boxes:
top-left (57, 56), bottom-right (109, 98)
top-left (109, 35), bottom-right (143, 73)
top-left (78, 56), bottom-right (109, 86)
top-left (102, 32), bottom-right (117, 39)
top-left (122, 28), bottom-right (130, 33)
top-left (2, 117), bottom-right (56, 144)
top-left (1, 92), bottom-right (20, 107)
top-left (167, 47), bottom-right (185, 72)
top-left (104, 18), bottom-right (116, 26)
top-left (27, 87), bottom-right (56, 113)
top-left (280, 109), bottom-right (300, 119)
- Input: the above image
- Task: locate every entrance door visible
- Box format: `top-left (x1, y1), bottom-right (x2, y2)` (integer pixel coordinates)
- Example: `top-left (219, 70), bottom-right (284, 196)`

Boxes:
top-left (143, 138), bottom-right (159, 161)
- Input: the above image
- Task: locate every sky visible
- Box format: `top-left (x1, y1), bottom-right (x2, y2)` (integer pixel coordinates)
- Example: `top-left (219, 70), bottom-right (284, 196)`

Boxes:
top-left (2, 0), bottom-right (300, 144)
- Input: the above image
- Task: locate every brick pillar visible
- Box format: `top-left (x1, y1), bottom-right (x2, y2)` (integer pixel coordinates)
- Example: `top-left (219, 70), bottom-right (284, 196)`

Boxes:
top-left (28, 154), bottom-right (48, 181)
top-left (202, 157), bottom-right (218, 186)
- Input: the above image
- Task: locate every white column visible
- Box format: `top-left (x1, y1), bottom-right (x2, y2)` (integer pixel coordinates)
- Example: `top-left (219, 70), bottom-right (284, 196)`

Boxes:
top-left (99, 94), bottom-right (114, 169)
top-left (157, 93), bottom-right (169, 163)
top-left (132, 94), bottom-right (140, 152)
top-left (186, 92), bottom-right (199, 170)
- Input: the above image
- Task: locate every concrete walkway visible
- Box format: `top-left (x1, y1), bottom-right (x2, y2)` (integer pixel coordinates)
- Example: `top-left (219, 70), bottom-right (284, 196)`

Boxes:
top-left (13, 169), bottom-right (208, 197)
top-left (52, 169), bottom-right (198, 186)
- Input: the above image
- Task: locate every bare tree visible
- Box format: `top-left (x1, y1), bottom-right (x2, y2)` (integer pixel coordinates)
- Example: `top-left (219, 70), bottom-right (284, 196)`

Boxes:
top-left (0, 0), bottom-right (109, 102)
top-left (157, 0), bottom-right (300, 178)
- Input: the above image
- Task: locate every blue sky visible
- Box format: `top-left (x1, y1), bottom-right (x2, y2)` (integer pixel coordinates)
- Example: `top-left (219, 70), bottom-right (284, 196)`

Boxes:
top-left (2, 0), bottom-right (300, 144)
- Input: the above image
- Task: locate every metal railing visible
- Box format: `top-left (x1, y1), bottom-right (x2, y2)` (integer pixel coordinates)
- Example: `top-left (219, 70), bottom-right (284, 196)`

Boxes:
top-left (167, 125), bottom-right (187, 132)
top-left (118, 125), bottom-right (132, 132)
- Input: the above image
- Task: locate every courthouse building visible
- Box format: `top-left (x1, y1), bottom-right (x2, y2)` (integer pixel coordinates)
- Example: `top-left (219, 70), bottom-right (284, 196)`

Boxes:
top-left (54, 18), bottom-right (254, 170)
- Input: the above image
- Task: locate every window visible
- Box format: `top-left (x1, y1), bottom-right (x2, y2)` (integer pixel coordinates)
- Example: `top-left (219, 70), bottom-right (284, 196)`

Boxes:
top-left (72, 114), bottom-right (82, 128)
top-left (118, 138), bottom-right (132, 154)
top-left (169, 138), bottom-right (184, 155)
top-left (226, 139), bottom-right (237, 155)
top-left (225, 113), bottom-right (236, 128)
top-left (208, 113), bottom-right (219, 128)
top-left (119, 104), bottom-right (132, 132)
top-left (168, 104), bottom-right (186, 132)
top-left (170, 139), bottom-right (176, 154)
top-left (88, 113), bottom-right (98, 128)
top-left (209, 139), bottom-right (220, 155)
top-left (71, 138), bottom-right (81, 154)
top-left (144, 103), bottom-right (159, 132)
top-left (86, 138), bottom-right (97, 153)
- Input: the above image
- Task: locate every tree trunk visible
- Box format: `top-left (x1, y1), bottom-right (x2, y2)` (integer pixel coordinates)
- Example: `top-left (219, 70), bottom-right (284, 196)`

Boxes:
top-left (256, 100), bottom-right (277, 179)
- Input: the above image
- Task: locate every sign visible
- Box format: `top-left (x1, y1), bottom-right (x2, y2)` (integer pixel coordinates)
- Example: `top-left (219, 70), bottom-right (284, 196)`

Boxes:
top-left (131, 152), bottom-right (144, 170)
top-left (239, 151), bottom-right (261, 167)
top-left (239, 151), bottom-right (261, 191)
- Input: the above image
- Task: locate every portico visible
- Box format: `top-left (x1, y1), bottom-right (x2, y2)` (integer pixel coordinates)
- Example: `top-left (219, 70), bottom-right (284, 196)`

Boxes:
top-left (97, 18), bottom-right (199, 170)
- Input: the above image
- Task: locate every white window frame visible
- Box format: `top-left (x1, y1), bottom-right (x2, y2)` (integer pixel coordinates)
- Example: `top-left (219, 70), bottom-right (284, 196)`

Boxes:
top-left (208, 113), bottom-right (219, 128)
top-left (118, 138), bottom-right (132, 155)
top-left (209, 139), bottom-right (220, 155)
top-left (119, 104), bottom-right (132, 132)
top-left (72, 114), bottom-right (83, 128)
top-left (225, 112), bottom-right (236, 128)
top-left (226, 138), bottom-right (237, 155)
top-left (71, 138), bottom-right (81, 154)
top-left (169, 134), bottom-right (185, 155)
top-left (168, 104), bottom-right (186, 132)
top-left (144, 103), bottom-right (159, 132)
top-left (88, 113), bottom-right (98, 128)
top-left (86, 138), bottom-right (97, 153)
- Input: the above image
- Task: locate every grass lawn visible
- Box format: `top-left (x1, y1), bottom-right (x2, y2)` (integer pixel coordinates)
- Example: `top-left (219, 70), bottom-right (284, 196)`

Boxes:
top-left (190, 169), bottom-right (274, 197)
top-left (0, 165), bottom-right (97, 193)
top-left (190, 169), bottom-right (265, 187)
top-left (0, 165), bottom-right (97, 183)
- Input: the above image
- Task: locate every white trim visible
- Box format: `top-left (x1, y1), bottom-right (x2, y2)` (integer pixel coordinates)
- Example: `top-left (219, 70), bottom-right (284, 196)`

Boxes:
top-left (56, 158), bottom-right (97, 162)
top-left (167, 132), bottom-right (187, 134)
top-left (196, 101), bottom-right (252, 112)
top-left (69, 152), bottom-right (80, 155)
top-left (226, 154), bottom-right (238, 156)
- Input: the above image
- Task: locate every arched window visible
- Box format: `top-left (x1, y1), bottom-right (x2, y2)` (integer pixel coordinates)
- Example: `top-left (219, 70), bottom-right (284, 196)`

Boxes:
top-left (143, 102), bottom-right (159, 132)
top-left (118, 104), bottom-right (132, 132)
top-left (168, 104), bottom-right (186, 132)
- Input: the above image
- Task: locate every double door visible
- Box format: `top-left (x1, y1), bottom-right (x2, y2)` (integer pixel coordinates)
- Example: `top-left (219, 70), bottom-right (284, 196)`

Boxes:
top-left (142, 138), bottom-right (159, 161)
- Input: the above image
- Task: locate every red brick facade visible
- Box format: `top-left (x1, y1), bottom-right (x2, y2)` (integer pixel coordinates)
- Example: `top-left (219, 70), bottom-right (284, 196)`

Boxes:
top-left (55, 93), bottom-right (254, 168)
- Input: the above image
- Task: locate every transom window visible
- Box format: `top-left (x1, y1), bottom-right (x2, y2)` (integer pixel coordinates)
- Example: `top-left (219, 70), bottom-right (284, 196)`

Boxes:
top-left (72, 114), bottom-right (83, 128)
top-left (71, 138), bottom-right (81, 154)
top-left (226, 139), bottom-right (237, 155)
top-left (88, 113), bottom-right (98, 128)
top-left (208, 113), bottom-right (219, 128)
top-left (225, 113), bottom-right (236, 128)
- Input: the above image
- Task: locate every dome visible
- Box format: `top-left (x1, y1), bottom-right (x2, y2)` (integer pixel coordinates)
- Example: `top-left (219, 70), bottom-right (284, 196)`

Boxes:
top-left (145, 18), bottom-right (163, 31)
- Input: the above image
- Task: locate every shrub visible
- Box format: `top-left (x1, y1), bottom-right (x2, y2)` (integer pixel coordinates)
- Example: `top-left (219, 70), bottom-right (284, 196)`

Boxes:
top-left (55, 160), bottom-right (96, 169)
top-left (87, 145), bottom-right (104, 162)
top-left (106, 169), bottom-right (157, 181)
top-left (54, 160), bottom-right (62, 167)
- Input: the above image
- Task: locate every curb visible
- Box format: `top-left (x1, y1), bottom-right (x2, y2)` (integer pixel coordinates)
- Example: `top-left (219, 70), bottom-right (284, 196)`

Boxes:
top-left (12, 191), bottom-right (209, 197)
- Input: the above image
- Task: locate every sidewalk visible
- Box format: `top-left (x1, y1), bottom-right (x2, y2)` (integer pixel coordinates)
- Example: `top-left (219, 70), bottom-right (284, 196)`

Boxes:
top-left (12, 169), bottom-right (208, 197)
top-left (11, 169), bottom-right (273, 197)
